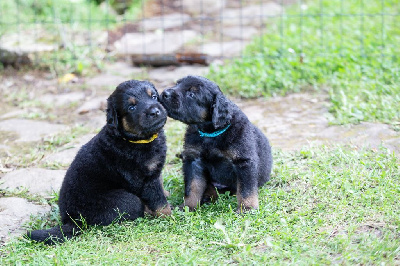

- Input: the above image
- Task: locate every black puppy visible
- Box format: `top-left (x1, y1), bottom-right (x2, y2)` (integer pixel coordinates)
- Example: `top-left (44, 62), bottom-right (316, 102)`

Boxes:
top-left (160, 76), bottom-right (272, 213)
top-left (27, 80), bottom-right (171, 244)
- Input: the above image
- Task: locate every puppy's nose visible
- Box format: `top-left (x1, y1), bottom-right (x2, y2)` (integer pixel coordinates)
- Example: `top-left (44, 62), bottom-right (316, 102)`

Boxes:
top-left (149, 107), bottom-right (161, 117)
top-left (162, 89), bottom-right (171, 99)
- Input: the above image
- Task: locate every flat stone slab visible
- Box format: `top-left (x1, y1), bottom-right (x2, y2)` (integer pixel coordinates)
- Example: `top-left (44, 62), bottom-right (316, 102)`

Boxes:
top-left (76, 96), bottom-right (107, 115)
top-left (38, 92), bottom-right (86, 106)
top-left (104, 62), bottom-right (145, 78)
top-left (114, 30), bottom-right (198, 55)
top-left (0, 197), bottom-right (50, 243)
top-left (0, 108), bottom-right (41, 120)
top-left (0, 119), bottom-right (68, 142)
top-left (200, 41), bottom-right (247, 57)
top-left (317, 122), bottom-right (400, 154)
top-left (79, 114), bottom-right (106, 130)
top-left (44, 134), bottom-right (96, 166)
top-left (0, 144), bottom-right (11, 159)
top-left (148, 65), bottom-right (209, 88)
top-left (139, 13), bottom-right (191, 31)
top-left (222, 3), bottom-right (282, 26)
top-left (182, 0), bottom-right (226, 14)
top-left (223, 26), bottom-right (258, 40)
top-left (0, 168), bottom-right (66, 195)
top-left (237, 94), bottom-right (400, 153)
top-left (86, 74), bottom-right (127, 88)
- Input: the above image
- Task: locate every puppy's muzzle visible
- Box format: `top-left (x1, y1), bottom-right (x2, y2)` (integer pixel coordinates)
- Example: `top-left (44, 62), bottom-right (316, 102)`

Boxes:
top-left (160, 89), bottom-right (180, 110)
top-left (161, 89), bottom-right (172, 100)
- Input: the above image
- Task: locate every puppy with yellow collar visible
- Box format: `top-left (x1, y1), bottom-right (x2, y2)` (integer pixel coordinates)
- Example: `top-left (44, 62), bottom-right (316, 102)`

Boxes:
top-left (27, 80), bottom-right (171, 244)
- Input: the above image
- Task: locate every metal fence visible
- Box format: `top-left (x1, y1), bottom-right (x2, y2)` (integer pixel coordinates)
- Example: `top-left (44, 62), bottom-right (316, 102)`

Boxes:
top-left (0, 0), bottom-right (398, 69)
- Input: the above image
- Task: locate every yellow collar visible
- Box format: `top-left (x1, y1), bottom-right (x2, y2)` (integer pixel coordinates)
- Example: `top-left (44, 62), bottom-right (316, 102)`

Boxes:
top-left (124, 133), bottom-right (158, 144)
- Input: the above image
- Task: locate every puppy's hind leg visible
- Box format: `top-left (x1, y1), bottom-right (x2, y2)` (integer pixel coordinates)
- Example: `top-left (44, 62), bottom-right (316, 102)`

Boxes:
top-left (87, 189), bottom-right (145, 225)
top-left (183, 159), bottom-right (208, 211)
top-left (234, 159), bottom-right (259, 213)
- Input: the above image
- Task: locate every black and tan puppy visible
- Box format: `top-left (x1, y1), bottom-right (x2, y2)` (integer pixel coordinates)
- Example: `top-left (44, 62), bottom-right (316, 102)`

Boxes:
top-left (27, 80), bottom-right (171, 244)
top-left (160, 76), bottom-right (272, 213)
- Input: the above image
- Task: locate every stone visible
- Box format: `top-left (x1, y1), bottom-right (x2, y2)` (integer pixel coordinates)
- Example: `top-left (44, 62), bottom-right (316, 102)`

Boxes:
top-left (76, 97), bottom-right (107, 115)
top-left (86, 74), bottom-right (127, 88)
top-left (68, 30), bottom-right (108, 49)
top-left (0, 168), bottom-right (66, 195)
top-left (0, 108), bottom-right (40, 120)
top-left (222, 3), bottom-right (283, 26)
top-left (0, 31), bottom-right (57, 66)
top-left (38, 92), bottom-right (86, 106)
top-left (0, 144), bottom-right (11, 159)
top-left (0, 197), bottom-right (51, 243)
top-left (114, 30), bottom-right (198, 55)
top-left (181, 0), bottom-right (227, 14)
top-left (0, 119), bottom-right (68, 142)
top-left (139, 13), bottom-right (191, 31)
top-left (0, 47), bottom-right (31, 66)
top-left (317, 122), bottom-right (400, 154)
top-left (236, 94), bottom-right (400, 153)
top-left (200, 41), bottom-right (247, 57)
top-left (44, 134), bottom-right (96, 166)
top-left (104, 61), bottom-right (145, 77)
top-left (223, 26), bottom-right (259, 40)
top-left (80, 114), bottom-right (106, 130)
top-left (148, 65), bottom-right (209, 88)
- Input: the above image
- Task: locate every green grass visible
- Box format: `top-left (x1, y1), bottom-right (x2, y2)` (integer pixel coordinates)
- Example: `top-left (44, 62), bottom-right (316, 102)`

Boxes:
top-left (1, 138), bottom-right (399, 264)
top-left (208, 0), bottom-right (400, 125)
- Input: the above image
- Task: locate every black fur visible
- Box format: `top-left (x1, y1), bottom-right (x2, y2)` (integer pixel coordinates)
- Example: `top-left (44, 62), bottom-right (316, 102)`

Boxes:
top-left (27, 80), bottom-right (171, 244)
top-left (160, 76), bottom-right (272, 213)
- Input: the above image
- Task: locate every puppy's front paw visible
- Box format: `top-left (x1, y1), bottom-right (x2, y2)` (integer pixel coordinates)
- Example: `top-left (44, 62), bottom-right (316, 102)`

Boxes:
top-left (155, 204), bottom-right (172, 217)
top-left (183, 197), bottom-right (201, 211)
top-left (237, 194), bottom-right (259, 214)
top-left (236, 204), bottom-right (258, 214)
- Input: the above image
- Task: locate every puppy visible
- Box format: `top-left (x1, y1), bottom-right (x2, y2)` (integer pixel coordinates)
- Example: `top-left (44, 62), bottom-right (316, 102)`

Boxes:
top-left (160, 76), bottom-right (272, 213)
top-left (27, 80), bottom-right (171, 244)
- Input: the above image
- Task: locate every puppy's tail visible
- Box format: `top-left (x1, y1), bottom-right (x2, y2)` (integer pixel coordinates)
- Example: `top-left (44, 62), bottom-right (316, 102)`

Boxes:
top-left (27, 223), bottom-right (80, 245)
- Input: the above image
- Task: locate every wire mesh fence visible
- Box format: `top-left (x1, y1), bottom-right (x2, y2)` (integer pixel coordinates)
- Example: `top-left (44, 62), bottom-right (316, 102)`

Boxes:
top-left (0, 0), bottom-right (398, 72)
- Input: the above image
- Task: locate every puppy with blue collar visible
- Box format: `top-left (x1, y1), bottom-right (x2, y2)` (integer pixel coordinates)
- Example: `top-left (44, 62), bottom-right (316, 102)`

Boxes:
top-left (160, 76), bottom-right (272, 213)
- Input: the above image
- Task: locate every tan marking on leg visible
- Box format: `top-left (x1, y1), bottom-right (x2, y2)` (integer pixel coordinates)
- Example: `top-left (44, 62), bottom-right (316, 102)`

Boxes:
top-left (144, 205), bottom-right (154, 216)
top-left (236, 183), bottom-right (259, 213)
top-left (155, 204), bottom-right (172, 217)
top-left (184, 178), bottom-right (207, 210)
top-left (146, 88), bottom-right (152, 97)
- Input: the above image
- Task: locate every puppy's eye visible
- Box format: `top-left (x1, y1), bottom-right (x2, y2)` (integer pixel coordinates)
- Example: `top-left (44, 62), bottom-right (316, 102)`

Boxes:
top-left (188, 92), bottom-right (195, 98)
top-left (151, 95), bottom-right (158, 100)
top-left (128, 105), bottom-right (136, 111)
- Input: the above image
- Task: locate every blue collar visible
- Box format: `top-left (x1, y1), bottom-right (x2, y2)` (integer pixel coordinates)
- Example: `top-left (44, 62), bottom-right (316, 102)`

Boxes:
top-left (198, 124), bottom-right (231, 138)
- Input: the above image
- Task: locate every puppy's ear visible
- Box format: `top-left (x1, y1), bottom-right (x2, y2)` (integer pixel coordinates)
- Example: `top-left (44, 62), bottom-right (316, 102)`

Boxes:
top-left (212, 93), bottom-right (232, 128)
top-left (106, 99), bottom-right (118, 128)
